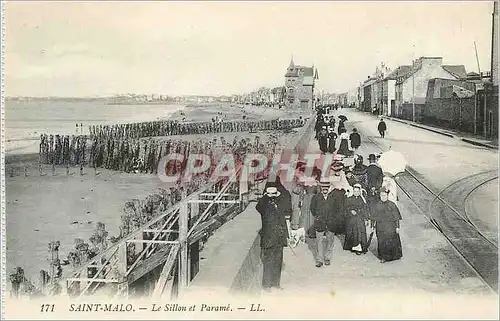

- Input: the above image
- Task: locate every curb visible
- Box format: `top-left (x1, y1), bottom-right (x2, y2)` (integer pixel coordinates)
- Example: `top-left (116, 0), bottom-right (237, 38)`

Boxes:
top-left (408, 123), bottom-right (455, 138)
top-left (384, 116), bottom-right (455, 138)
top-left (461, 138), bottom-right (498, 150)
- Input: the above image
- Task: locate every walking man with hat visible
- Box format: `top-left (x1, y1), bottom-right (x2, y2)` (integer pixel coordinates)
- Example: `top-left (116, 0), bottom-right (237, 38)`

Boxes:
top-left (310, 179), bottom-right (335, 267)
top-left (256, 186), bottom-right (290, 292)
top-left (366, 153), bottom-right (384, 206)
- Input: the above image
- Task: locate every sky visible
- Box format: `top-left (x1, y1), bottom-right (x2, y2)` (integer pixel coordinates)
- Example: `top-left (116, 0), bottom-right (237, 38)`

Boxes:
top-left (5, 1), bottom-right (495, 97)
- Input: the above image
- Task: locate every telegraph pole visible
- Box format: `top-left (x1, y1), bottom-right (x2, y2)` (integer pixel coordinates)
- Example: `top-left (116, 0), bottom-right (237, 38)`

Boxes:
top-left (412, 45), bottom-right (416, 122)
top-left (474, 41), bottom-right (482, 135)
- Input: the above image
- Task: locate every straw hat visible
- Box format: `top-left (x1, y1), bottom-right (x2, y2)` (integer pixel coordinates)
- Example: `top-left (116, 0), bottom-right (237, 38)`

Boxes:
top-left (333, 154), bottom-right (344, 161)
top-left (318, 178), bottom-right (331, 187)
top-left (265, 186), bottom-right (281, 197)
top-left (331, 162), bottom-right (344, 172)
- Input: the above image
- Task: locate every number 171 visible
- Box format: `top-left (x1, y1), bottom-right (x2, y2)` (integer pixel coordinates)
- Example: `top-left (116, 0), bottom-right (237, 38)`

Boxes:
top-left (41, 304), bottom-right (54, 312)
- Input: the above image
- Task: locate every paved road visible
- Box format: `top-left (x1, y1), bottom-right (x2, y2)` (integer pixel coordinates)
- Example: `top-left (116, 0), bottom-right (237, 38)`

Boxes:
top-left (465, 178), bottom-right (499, 243)
top-left (342, 109), bottom-right (498, 237)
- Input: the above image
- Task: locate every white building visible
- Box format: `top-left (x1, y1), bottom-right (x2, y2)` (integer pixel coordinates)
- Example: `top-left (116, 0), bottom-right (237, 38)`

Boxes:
top-left (395, 57), bottom-right (466, 118)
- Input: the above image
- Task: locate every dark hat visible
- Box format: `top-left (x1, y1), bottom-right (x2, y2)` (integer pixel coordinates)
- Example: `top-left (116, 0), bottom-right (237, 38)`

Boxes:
top-left (368, 154), bottom-right (376, 161)
top-left (354, 155), bottom-right (364, 164)
top-left (318, 178), bottom-right (331, 186)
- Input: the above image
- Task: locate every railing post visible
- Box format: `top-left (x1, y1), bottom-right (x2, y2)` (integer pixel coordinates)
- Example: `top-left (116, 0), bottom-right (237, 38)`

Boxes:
top-left (118, 243), bottom-right (129, 297)
top-left (178, 190), bottom-right (189, 293)
top-left (191, 196), bottom-right (200, 220)
top-left (240, 163), bottom-right (249, 210)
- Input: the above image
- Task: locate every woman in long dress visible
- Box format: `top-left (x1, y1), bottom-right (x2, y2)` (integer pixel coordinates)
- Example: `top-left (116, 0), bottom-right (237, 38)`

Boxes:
top-left (291, 172), bottom-right (317, 238)
top-left (371, 187), bottom-right (403, 263)
top-left (382, 174), bottom-right (398, 204)
top-left (343, 184), bottom-right (369, 254)
top-left (336, 129), bottom-right (352, 156)
top-left (327, 131), bottom-right (338, 154)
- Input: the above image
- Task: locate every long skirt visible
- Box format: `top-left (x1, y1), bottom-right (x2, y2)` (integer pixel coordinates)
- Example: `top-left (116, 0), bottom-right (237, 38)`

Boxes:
top-left (318, 137), bottom-right (328, 153)
top-left (328, 139), bottom-right (336, 153)
top-left (300, 193), bottom-right (316, 238)
top-left (376, 224), bottom-right (402, 261)
top-left (337, 139), bottom-right (352, 156)
top-left (343, 215), bottom-right (368, 252)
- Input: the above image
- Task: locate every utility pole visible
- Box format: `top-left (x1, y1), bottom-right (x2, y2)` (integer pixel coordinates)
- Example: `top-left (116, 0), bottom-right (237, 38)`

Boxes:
top-left (474, 41), bottom-right (487, 138)
top-left (473, 41), bottom-right (482, 135)
top-left (412, 45), bottom-right (416, 122)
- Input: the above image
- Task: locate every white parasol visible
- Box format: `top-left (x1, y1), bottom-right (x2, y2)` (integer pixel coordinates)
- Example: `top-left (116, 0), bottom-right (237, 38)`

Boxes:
top-left (378, 150), bottom-right (407, 176)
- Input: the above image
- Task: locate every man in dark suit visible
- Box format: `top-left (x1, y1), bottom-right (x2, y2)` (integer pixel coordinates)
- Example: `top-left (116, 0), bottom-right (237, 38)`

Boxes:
top-left (366, 153), bottom-right (384, 205)
top-left (256, 186), bottom-right (290, 292)
top-left (310, 179), bottom-right (335, 267)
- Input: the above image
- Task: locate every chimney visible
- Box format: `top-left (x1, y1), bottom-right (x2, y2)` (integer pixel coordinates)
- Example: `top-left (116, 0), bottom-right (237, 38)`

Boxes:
top-left (492, 1), bottom-right (498, 86)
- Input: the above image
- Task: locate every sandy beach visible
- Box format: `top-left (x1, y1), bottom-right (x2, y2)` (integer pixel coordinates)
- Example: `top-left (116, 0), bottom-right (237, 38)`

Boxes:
top-left (5, 102), bottom-right (309, 289)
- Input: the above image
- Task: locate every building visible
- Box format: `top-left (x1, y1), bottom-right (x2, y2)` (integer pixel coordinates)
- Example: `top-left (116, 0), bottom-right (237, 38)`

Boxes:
top-left (284, 57), bottom-right (319, 109)
top-left (382, 66), bottom-right (412, 116)
top-left (395, 57), bottom-right (467, 121)
top-left (346, 88), bottom-right (358, 108)
top-left (356, 84), bottom-right (364, 110)
top-left (361, 77), bottom-right (376, 112)
top-left (337, 93), bottom-right (348, 107)
top-left (423, 78), bottom-right (476, 132)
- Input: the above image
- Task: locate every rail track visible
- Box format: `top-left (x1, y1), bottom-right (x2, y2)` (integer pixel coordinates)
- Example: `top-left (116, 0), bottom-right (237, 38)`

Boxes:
top-left (363, 134), bottom-right (499, 293)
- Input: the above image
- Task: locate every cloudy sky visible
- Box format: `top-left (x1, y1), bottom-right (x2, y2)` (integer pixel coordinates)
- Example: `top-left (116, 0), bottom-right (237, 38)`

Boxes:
top-left (5, 1), bottom-right (495, 97)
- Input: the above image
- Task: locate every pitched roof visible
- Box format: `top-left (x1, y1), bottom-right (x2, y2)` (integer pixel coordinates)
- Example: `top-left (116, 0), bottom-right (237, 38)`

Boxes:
top-left (385, 66), bottom-right (412, 80)
top-left (285, 65), bottom-right (314, 77)
top-left (442, 65), bottom-right (467, 79)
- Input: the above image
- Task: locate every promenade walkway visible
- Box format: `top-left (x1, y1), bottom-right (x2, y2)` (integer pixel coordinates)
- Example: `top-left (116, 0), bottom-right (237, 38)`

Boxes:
top-left (184, 110), bottom-right (498, 318)
top-left (258, 109), bottom-right (498, 318)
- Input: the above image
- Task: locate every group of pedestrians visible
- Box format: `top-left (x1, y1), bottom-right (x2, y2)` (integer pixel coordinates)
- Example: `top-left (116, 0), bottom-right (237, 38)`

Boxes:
top-left (256, 152), bottom-right (402, 292)
top-left (315, 112), bottom-right (362, 157)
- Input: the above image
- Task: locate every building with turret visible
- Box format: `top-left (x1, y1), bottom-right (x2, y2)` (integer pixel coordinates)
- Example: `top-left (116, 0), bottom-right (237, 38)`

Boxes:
top-left (284, 57), bottom-right (318, 109)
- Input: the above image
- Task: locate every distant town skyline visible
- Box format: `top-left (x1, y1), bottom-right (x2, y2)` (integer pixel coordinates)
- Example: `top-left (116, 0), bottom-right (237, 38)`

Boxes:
top-left (5, 1), bottom-right (495, 97)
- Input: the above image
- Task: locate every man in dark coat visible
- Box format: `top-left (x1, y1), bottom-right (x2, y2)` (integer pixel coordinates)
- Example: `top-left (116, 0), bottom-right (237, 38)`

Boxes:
top-left (265, 175), bottom-right (293, 220)
top-left (327, 179), bottom-right (347, 235)
top-left (256, 186), bottom-right (290, 291)
top-left (310, 180), bottom-right (335, 267)
top-left (317, 126), bottom-right (329, 153)
top-left (315, 116), bottom-right (325, 140)
top-left (349, 128), bottom-right (361, 152)
top-left (377, 118), bottom-right (387, 138)
top-left (366, 153), bottom-right (384, 205)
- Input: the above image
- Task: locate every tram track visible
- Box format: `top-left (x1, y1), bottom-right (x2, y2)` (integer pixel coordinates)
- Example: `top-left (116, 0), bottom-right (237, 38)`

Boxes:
top-left (362, 134), bottom-right (499, 293)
